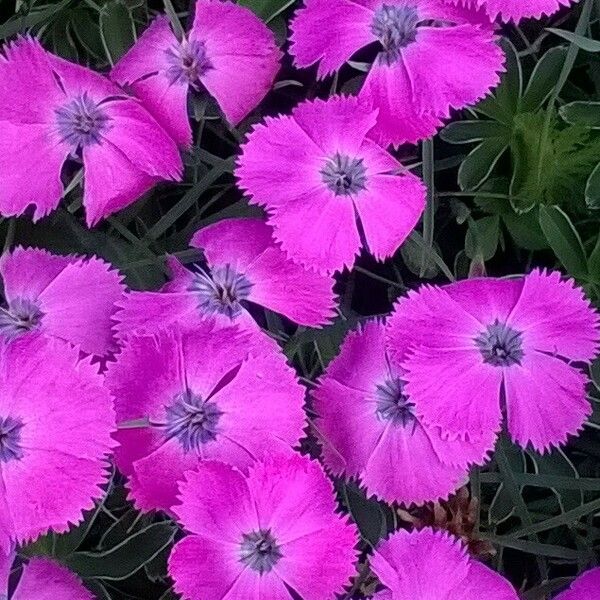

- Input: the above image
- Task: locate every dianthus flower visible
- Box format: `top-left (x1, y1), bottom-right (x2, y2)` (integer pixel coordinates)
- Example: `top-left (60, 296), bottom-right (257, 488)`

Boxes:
top-left (112, 0), bottom-right (281, 146)
top-left (0, 37), bottom-right (182, 226)
top-left (115, 218), bottom-right (336, 339)
top-left (106, 321), bottom-right (306, 513)
top-left (313, 321), bottom-right (494, 504)
top-left (386, 271), bottom-right (600, 452)
top-left (0, 247), bottom-right (124, 356)
top-left (11, 558), bottom-right (93, 600)
top-left (0, 335), bottom-right (115, 553)
top-left (169, 454), bottom-right (358, 600)
top-left (289, 0), bottom-right (504, 146)
top-left (237, 96), bottom-right (426, 274)
top-left (370, 528), bottom-right (519, 599)
top-left (555, 567), bottom-right (600, 600)
top-left (444, 0), bottom-right (574, 22)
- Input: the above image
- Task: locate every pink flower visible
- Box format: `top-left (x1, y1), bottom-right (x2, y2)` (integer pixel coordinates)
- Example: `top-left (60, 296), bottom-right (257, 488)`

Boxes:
top-left (289, 0), bottom-right (504, 147)
top-left (106, 321), bottom-right (306, 513)
top-left (237, 96), bottom-right (426, 274)
top-left (168, 453), bottom-right (359, 600)
top-left (112, 1), bottom-right (281, 147)
top-left (11, 558), bottom-right (93, 600)
top-left (443, 0), bottom-right (574, 22)
top-left (0, 37), bottom-right (182, 226)
top-left (0, 335), bottom-right (115, 553)
top-left (313, 321), bottom-right (494, 505)
top-left (386, 271), bottom-right (600, 453)
top-left (0, 247), bottom-right (125, 357)
top-left (555, 567), bottom-right (600, 600)
top-left (371, 528), bottom-right (519, 599)
top-left (115, 218), bottom-right (337, 339)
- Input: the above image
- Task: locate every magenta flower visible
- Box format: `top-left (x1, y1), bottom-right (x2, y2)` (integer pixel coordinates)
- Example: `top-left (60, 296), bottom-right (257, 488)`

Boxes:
top-left (112, 0), bottom-right (281, 147)
top-left (115, 219), bottom-right (337, 339)
top-left (0, 247), bottom-right (125, 356)
top-left (0, 334), bottom-right (115, 553)
top-left (289, 0), bottom-right (504, 147)
top-left (313, 321), bottom-right (494, 505)
top-left (443, 0), bottom-right (574, 22)
top-left (371, 528), bottom-right (519, 599)
top-left (0, 37), bottom-right (182, 226)
top-left (555, 567), bottom-right (600, 600)
top-left (168, 454), bottom-right (359, 600)
top-left (386, 271), bottom-right (600, 453)
top-left (237, 96), bottom-right (426, 274)
top-left (106, 321), bottom-right (306, 513)
top-left (11, 559), bottom-right (93, 600)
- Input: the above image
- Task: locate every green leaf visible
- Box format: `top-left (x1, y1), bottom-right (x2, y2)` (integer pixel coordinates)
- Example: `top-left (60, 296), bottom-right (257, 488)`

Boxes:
top-left (0, 0), bottom-right (71, 40)
top-left (238, 0), bottom-right (296, 22)
top-left (65, 522), bottom-right (176, 581)
top-left (586, 162), bottom-right (600, 209)
top-left (538, 206), bottom-right (588, 278)
top-left (458, 138), bottom-right (508, 190)
top-left (99, 0), bottom-right (135, 65)
top-left (547, 28), bottom-right (600, 52)
top-left (521, 47), bottom-right (568, 112)
top-left (588, 232), bottom-right (600, 283)
top-left (560, 101), bottom-right (600, 129)
top-left (502, 208), bottom-right (548, 251)
top-left (341, 482), bottom-right (388, 546)
top-left (465, 216), bottom-right (500, 261)
top-left (440, 120), bottom-right (508, 144)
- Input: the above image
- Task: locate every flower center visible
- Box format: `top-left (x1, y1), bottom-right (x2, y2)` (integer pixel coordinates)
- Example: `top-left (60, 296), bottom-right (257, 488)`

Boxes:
top-left (165, 39), bottom-right (213, 89)
top-left (475, 320), bottom-right (524, 367)
top-left (163, 390), bottom-right (222, 451)
top-left (0, 416), bottom-right (24, 463)
top-left (239, 530), bottom-right (282, 574)
top-left (55, 93), bottom-right (109, 148)
top-left (375, 377), bottom-right (416, 428)
top-left (0, 298), bottom-right (43, 341)
top-left (189, 265), bottom-right (253, 320)
top-left (321, 153), bottom-right (367, 196)
top-left (372, 4), bottom-right (419, 64)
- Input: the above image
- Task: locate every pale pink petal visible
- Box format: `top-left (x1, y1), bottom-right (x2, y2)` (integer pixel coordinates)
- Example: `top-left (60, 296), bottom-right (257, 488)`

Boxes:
top-left (169, 536), bottom-right (247, 600)
top-left (13, 559), bottom-right (93, 600)
top-left (401, 25), bottom-right (503, 119)
top-left (193, 0), bottom-right (281, 124)
top-left (354, 171), bottom-right (426, 261)
top-left (555, 567), bottom-right (600, 600)
top-left (359, 62), bottom-right (444, 147)
top-left (0, 122), bottom-right (67, 221)
top-left (289, 0), bottom-right (376, 78)
top-left (362, 422), bottom-right (469, 504)
top-left (82, 141), bottom-right (161, 226)
top-left (0, 37), bottom-right (64, 124)
top-left (37, 256), bottom-right (125, 356)
top-left (190, 218), bottom-right (274, 272)
top-left (268, 188), bottom-right (360, 274)
top-left (403, 345), bottom-right (504, 440)
top-left (508, 270), bottom-right (600, 362)
top-left (504, 352), bottom-right (591, 453)
top-left (174, 461), bottom-right (257, 541)
top-left (291, 95), bottom-right (378, 157)
top-left (246, 246), bottom-right (337, 327)
top-left (236, 115), bottom-right (324, 210)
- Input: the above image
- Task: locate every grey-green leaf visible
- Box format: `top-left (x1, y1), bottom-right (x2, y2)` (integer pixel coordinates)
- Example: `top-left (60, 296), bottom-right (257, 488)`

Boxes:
top-left (521, 47), bottom-right (568, 112)
top-left (547, 28), bottom-right (600, 52)
top-left (99, 0), bottom-right (135, 65)
top-left (560, 101), bottom-right (600, 129)
top-left (458, 138), bottom-right (508, 190)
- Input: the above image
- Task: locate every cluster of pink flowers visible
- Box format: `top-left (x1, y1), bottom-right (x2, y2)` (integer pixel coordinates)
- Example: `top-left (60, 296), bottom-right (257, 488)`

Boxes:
top-left (0, 0), bottom-right (595, 598)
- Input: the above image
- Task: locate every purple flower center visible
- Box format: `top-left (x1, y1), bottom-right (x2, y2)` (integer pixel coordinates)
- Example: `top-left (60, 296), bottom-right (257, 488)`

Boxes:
top-left (376, 377), bottom-right (416, 428)
top-left (189, 265), bottom-right (253, 320)
top-left (239, 529), bottom-right (282, 574)
top-left (372, 4), bottom-right (419, 64)
top-left (55, 93), bottom-right (109, 148)
top-left (163, 390), bottom-right (222, 451)
top-left (0, 298), bottom-right (43, 341)
top-left (321, 153), bottom-right (367, 196)
top-left (475, 320), bottom-right (524, 367)
top-left (0, 416), bottom-right (24, 463)
top-left (165, 39), bottom-right (213, 89)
